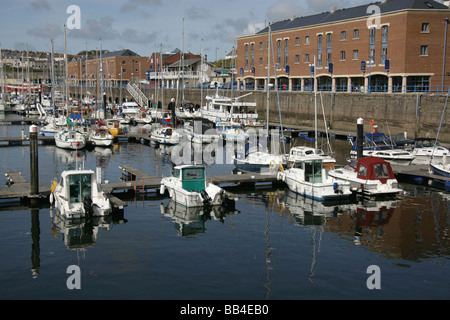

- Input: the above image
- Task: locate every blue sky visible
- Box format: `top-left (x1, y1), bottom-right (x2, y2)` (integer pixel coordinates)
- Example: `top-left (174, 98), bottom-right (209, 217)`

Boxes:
top-left (1, 0), bottom-right (375, 60)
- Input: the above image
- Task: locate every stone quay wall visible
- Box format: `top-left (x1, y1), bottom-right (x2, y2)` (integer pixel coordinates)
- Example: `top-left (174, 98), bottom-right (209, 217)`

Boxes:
top-left (68, 86), bottom-right (450, 143)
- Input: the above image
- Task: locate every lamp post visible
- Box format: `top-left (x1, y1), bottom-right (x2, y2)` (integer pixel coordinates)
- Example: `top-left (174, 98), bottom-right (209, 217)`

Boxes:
top-left (367, 58), bottom-right (373, 94)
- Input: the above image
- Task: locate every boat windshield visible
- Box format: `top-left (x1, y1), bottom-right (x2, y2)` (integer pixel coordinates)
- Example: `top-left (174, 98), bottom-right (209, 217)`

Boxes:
top-left (304, 160), bottom-right (322, 183)
top-left (69, 173), bottom-right (92, 203)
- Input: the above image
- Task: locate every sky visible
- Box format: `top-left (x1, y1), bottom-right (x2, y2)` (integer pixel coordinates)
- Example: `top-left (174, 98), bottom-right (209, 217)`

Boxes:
top-left (0, 0), bottom-right (378, 61)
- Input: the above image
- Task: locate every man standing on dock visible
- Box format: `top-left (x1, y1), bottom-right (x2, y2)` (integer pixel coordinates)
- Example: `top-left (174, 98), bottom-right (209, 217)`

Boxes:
top-left (169, 98), bottom-right (176, 128)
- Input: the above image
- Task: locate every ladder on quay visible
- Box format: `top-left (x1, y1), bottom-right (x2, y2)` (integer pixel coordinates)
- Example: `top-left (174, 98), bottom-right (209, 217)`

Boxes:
top-left (126, 83), bottom-right (149, 108)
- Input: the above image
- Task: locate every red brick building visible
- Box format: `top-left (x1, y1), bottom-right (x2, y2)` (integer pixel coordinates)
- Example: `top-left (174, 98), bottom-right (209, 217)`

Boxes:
top-left (236, 0), bottom-right (450, 93)
top-left (67, 49), bottom-right (150, 87)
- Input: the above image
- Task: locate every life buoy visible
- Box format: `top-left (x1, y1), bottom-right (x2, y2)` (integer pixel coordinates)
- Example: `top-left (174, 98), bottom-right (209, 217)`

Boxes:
top-left (269, 160), bottom-right (277, 170)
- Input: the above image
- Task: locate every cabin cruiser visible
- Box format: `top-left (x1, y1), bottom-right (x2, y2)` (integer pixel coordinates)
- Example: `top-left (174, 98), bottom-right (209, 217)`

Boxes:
top-left (349, 131), bottom-right (415, 165)
top-left (410, 138), bottom-right (449, 164)
top-left (50, 169), bottom-right (112, 219)
top-left (328, 157), bottom-right (402, 198)
top-left (277, 156), bottom-right (352, 202)
top-left (150, 126), bottom-right (182, 145)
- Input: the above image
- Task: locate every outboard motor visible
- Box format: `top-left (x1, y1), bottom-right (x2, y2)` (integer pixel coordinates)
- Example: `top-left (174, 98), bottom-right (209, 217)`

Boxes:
top-left (83, 196), bottom-right (93, 217)
top-left (200, 189), bottom-right (212, 206)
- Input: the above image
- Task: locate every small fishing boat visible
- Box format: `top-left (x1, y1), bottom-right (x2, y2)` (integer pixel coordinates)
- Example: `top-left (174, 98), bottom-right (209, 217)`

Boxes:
top-left (50, 169), bottom-right (112, 219)
top-left (160, 165), bottom-right (234, 208)
top-left (328, 157), bottom-right (402, 198)
top-left (88, 128), bottom-right (113, 147)
top-left (277, 156), bottom-right (352, 202)
top-left (55, 128), bottom-right (86, 150)
top-left (150, 127), bottom-right (182, 145)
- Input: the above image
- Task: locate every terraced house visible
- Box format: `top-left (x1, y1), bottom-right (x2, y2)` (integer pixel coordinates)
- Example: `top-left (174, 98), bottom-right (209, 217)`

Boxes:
top-left (236, 0), bottom-right (450, 94)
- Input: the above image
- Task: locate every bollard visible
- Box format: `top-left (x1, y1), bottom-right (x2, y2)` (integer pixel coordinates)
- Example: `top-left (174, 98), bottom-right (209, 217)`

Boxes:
top-left (357, 118), bottom-right (364, 160)
top-left (29, 125), bottom-right (39, 196)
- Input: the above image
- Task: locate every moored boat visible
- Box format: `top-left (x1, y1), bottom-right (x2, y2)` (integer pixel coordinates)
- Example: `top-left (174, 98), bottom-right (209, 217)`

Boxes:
top-left (160, 165), bottom-right (234, 208)
top-left (55, 128), bottom-right (86, 150)
top-left (328, 157), bottom-right (402, 198)
top-left (50, 169), bottom-right (112, 219)
top-left (277, 156), bottom-right (352, 202)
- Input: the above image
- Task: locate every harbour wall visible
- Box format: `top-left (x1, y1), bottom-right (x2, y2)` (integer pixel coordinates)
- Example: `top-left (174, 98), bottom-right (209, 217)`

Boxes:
top-left (68, 86), bottom-right (450, 143)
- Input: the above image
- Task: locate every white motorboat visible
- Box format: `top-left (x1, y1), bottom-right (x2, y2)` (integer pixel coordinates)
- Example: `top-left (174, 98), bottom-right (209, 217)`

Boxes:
top-left (349, 131), bottom-right (415, 165)
top-left (410, 138), bottom-right (449, 164)
top-left (328, 157), bottom-right (402, 198)
top-left (183, 119), bottom-right (220, 144)
top-left (150, 126), bottom-right (182, 145)
top-left (288, 146), bottom-right (336, 170)
top-left (120, 101), bottom-right (140, 116)
top-left (160, 165), bottom-right (234, 208)
top-left (233, 150), bottom-right (286, 173)
top-left (50, 169), bottom-right (112, 219)
top-left (55, 129), bottom-right (86, 150)
top-left (277, 156), bottom-right (352, 202)
top-left (201, 91), bottom-right (259, 123)
top-left (176, 101), bottom-right (202, 119)
top-left (88, 128), bottom-right (113, 147)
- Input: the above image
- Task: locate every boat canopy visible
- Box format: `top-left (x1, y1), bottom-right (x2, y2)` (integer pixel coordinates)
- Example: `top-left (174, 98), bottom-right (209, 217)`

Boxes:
top-left (355, 157), bottom-right (395, 182)
top-left (351, 132), bottom-right (396, 151)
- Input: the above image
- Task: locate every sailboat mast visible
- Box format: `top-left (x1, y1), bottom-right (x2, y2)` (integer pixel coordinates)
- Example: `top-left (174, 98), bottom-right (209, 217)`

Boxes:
top-left (266, 24), bottom-right (271, 137)
top-left (50, 40), bottom-right (55, 119)
top-left (64, 25), bottom-right (69, 117)
top-left (0, 43), bottom-right (5, 106)
top-left (314, 54), bottom-right (318, 150)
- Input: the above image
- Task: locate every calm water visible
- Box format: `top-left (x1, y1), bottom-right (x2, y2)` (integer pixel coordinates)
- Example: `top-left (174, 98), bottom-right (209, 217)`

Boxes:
top-left (0, 114), bottom-right (449, 301)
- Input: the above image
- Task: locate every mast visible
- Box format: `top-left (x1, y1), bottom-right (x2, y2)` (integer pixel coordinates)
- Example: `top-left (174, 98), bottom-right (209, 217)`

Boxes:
top-left (0, 43), bottom-right (5, 107)
top-left (314, 54), bottom-right (318, 150)
top-left (50, 40), bottom-right (55, 121)
top-left (266, 24), bottom-right (271, 137)
top-left (64, 25), bottom-right (69, 117)
top-left (201, 38), bottom-right (204, 108)
top-left (99, 38), bottom-right (105, 119)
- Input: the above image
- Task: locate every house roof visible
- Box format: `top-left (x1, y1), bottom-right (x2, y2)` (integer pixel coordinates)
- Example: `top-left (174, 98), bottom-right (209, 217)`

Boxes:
top-left (256, 0), bottom-right (449, 35)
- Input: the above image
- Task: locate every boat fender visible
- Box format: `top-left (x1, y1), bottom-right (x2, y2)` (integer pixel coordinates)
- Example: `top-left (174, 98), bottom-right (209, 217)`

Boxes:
top-left (160, 184), bottom-right (165, 195)
top-left (49, 192), bottom-right (54, 204)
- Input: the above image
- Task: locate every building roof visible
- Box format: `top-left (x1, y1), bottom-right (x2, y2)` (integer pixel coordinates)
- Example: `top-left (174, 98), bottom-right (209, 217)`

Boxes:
top-left (256, 0), bottom-right (449, 35)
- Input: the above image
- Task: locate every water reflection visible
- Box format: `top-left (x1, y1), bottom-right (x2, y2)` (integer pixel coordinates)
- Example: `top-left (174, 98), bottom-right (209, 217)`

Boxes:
top-left (49, 207), bottom-right (128, 251)
top-left (160, 200), bottom-right (240, 237)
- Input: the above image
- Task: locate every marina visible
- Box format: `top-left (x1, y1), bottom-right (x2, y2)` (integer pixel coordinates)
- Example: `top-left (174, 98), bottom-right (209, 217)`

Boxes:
top-left (0, 111), bottom-right (449, 301)
top-left (1, 0), bottom-right (450, 304)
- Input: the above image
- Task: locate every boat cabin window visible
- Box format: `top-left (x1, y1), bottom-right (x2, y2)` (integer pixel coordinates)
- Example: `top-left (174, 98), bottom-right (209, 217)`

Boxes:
top-left (173, 168), bottom-right (181, 179)
top-left (181, 167), bottom-right (205, 192)
top-left (69, 174), bottom-right (92, 204)
top-left (358, 164), bottom-right (368, 177)
top-left (304, 160), bottom-right (322, 183)
top-left (374, 163), bottom-right (389, 179)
